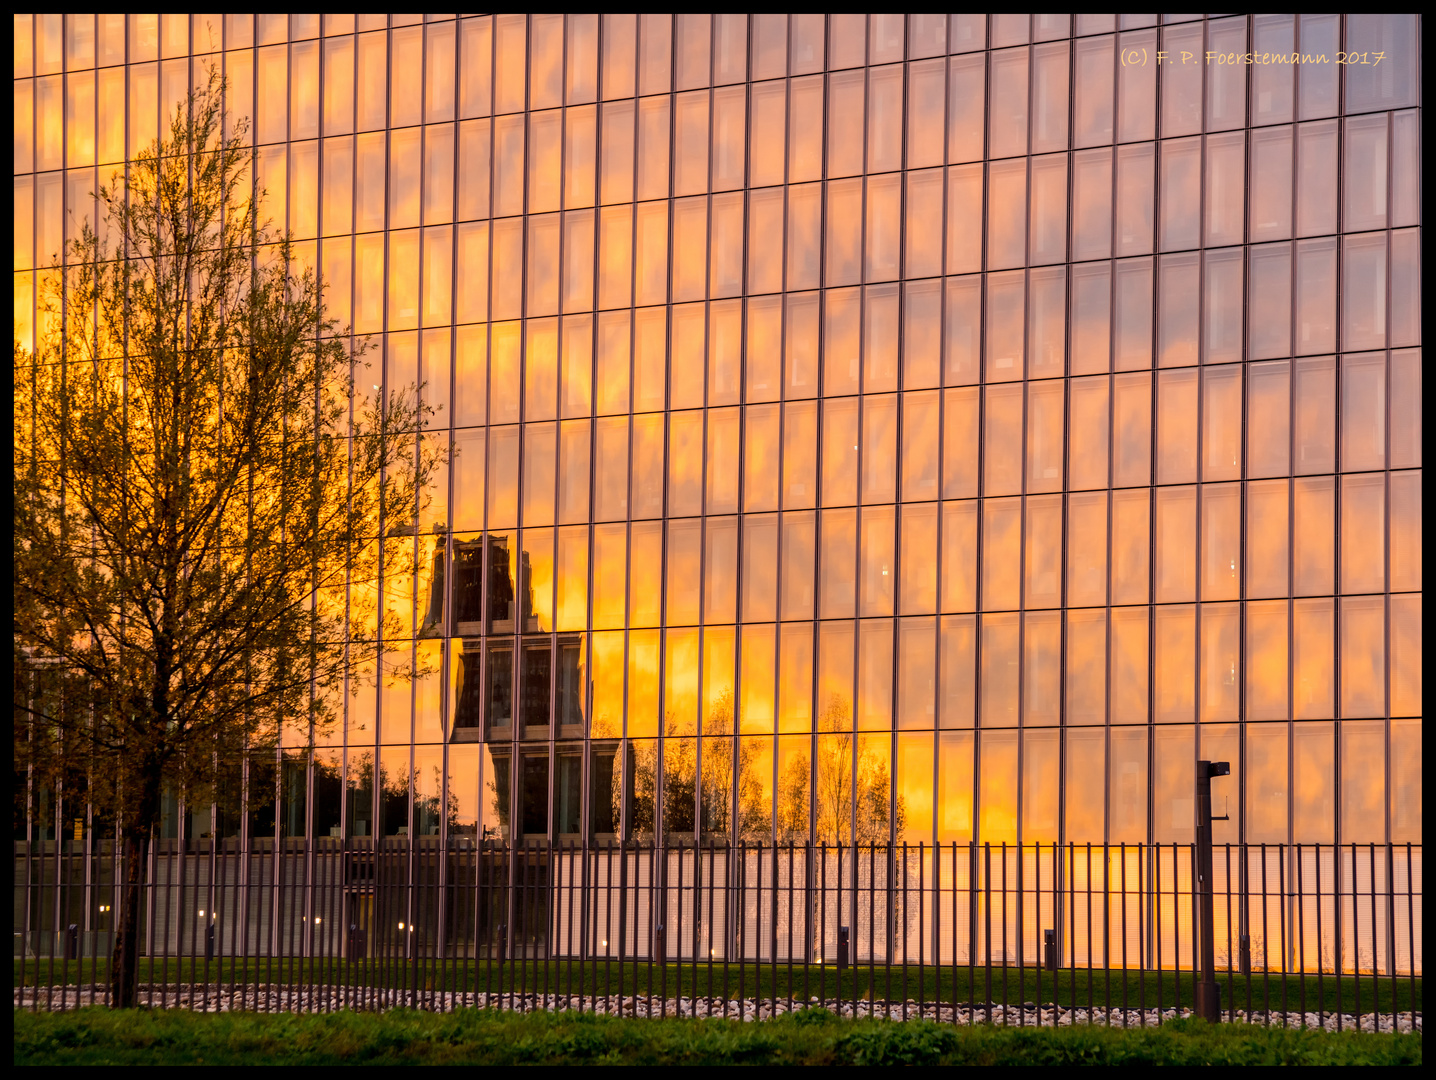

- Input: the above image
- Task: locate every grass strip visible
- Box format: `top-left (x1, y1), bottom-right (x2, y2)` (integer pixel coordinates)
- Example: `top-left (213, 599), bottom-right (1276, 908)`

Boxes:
top-left (12, 1006), bottom-right (1423, 1066)
top-left (15, 958), bottom-right (1421, 1016)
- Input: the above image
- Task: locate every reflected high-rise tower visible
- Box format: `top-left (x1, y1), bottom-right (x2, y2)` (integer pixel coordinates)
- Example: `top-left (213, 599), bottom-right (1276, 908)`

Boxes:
top-left (14, 14), bottom-right (1422, 857)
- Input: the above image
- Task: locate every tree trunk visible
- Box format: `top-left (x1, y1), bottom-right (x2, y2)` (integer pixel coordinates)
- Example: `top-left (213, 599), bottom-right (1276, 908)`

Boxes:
top-left (110, 768), bottom-right (161, 1008)
top-left (110, 826), bottom-right (147, 1007)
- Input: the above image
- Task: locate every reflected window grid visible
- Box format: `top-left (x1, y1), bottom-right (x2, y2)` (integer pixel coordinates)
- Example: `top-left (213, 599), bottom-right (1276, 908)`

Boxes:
top-left (13, 14), bottom-right (1421, 851)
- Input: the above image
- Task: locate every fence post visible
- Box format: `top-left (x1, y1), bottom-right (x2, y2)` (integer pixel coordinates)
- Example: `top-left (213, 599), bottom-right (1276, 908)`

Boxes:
top-left (1195, 760), bottom-right (1231, 1022)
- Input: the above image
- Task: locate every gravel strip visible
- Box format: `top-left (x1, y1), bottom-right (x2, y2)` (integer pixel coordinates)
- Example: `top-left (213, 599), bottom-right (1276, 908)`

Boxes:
top-left (12, 985), bottom-right (1421, 1033)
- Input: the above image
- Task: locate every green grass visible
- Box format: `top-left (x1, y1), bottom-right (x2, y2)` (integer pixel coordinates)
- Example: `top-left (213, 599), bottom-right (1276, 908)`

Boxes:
top-left (11, 1007), bottom-right (1423, 1065)
top-left (15, 957), bottom-right (1421, 1017)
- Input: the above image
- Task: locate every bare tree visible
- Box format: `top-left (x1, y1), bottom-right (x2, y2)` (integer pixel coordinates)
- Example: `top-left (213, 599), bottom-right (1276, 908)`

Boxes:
top-left (12, 71), bottom-right (442, 1006)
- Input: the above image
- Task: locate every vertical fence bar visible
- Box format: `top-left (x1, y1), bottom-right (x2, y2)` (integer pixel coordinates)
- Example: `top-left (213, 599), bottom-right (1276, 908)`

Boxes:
top-left (918, 842), bottom-right (926, 1020)
top-left (999, 842), bottom-right (1007, 1024)
top-left (1103, 842), bottom-right (1111, 1026)
top-left (1403, 844), bottom-right (1413, 1031)
top-left (868, 842), bottom-right (876, 1014)
top-left (1295, 845), bottom-right (1306, 1024)
top-left (42, 810), bottom-right (54, 1013)
top-left (733, 840), bottom-right (743, 1019)
top-left (601, 841), bottom-right (611, 1014)
top-left (705, 844), bottom-right (715, 1008)
top-left (899, 841), bottom-right (908, 1019)
top-left (1332, 844), bottom-right (1342, 1031)
top-left (1081, 843), bottom-right (1090, 1020)
top-left (1243, 843), bottom-right (1253, 1021)
top-left (1259, 844), bottom-right (1270, 1021)
top-left (1034, 843), bottom-right (1042, 1026)
top-left (786, 843), bottom-right (794, 1015)
top-left (1153, 844), bottom-right (1162, 1021)
top-left (1119, 842), bottom-right (1128, 1025)
top-left (650, 840), bottom-right (657, 1016)
top-left (1222, 844), bottom-right (1232, 1022)
top-left (88, 838), bottom-right (101, 1010)
top-left (1368, 842), bottom-right (1378, 1032)
top-left (982, 843), bottom-right (991, 1024)
top-left (1315, 845), bottom-right (1325, 1028)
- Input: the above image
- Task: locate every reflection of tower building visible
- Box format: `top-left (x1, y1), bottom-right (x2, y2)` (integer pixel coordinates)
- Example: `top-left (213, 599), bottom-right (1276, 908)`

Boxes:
top-left (445, 529), bottom-right (586, 844)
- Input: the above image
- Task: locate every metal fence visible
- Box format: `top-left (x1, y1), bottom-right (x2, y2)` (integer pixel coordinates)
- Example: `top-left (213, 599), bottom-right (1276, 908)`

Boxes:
top-left (14, 839), bottom-right (1422, 1027)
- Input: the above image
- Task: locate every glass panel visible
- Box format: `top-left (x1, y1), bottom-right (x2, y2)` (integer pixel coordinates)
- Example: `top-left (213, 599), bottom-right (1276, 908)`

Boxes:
top-left (896, 617), bottom-right (936, 731)
top-left (977, 731), bottom-right (1017, 843)
top-left (777, 623), bottom-right (813, 734)
top-left (979, 613), bottom-right (1019, 728)
top-left (521, 639), bottom-right (551, 734)
top-left (485, 640), bottom-right (514, 732)
top-left (1024, 610), bottom-right (1061, 726)
top-left (1064, 729), bottom-right (1105, 843)
top-left (1066, 609), bottom-right (1106, 725)
top-left (1111, 608), bottom-right (1148, 726)
top-left (1152, 726), bottom-right (1193, 843)
top-left (939, 615), bottom-right (975, 730)
top-left (1293, 599), bottom-right (1334, 720)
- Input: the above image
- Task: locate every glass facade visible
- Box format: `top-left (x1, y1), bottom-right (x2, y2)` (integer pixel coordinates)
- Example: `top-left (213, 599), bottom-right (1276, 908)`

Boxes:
top-left (14, 14), bottom-right (1422, 852)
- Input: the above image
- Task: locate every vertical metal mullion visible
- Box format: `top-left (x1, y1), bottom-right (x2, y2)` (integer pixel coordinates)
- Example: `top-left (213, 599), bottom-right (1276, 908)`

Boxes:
top-left (1327, 21), bottom-right (1347, 1002)
top-left (886, 21), bottom-right (912, 944)
top-left (513, 14), bottom-right (533, 862)
top-left (1100, 24), bottom-right (1123, 896)
top-left (649, 10), bottom-right (676, 871)
top-left (967, 14), bottom-right (993, 969)
top-left (335, 18), bottom-right (362, 1011)
top-left (687, 17), bottom-right (718, 851)
top-left (848, 14), bottom-right (870, 865)
top-left (1013, 34), bottom-right (1032, 959)
top-left (576, 19), bottom-right (605, 988)
top-left (1141, 17), bottom-right (1172, 978)
top-left (925, 30), bottom-right (955, 970)
top-left (435, 15), bottom-right (466, 997)
top-left (808, 14), bottom-right (831, 860)
top-left (616, 16), bottom-right (641, 854)
top-left (1190, 32), bottom-right (1211, 984)
top-left (1379, 97), bottom-right (1397, 988)
top-left (553, 20), bottom-right (577, 1004)
top-left (769, 15), bottom-right (792, 859)
top-left (582, 19), bottom-right (605, 864)
top-left (1231, 12), bottom-right (1256, 985)
top-left (545, 16), bottom-right (570, 883)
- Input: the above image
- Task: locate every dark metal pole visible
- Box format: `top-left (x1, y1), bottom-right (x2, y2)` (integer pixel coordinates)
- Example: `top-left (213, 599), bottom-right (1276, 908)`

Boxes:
top-left (1194, 760), bottom-right (1230, 1022)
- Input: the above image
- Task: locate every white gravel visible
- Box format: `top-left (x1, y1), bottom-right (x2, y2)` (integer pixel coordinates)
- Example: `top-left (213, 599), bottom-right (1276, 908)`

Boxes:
top-left (12, 984), bottom-right (1422, 1033)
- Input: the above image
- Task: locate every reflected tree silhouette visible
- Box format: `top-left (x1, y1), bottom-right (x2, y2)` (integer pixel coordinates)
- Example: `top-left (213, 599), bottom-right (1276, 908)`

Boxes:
top-left (811, 694), bottom-right (905, 846)
top-left (477, 690), bottom-right (905, 847)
